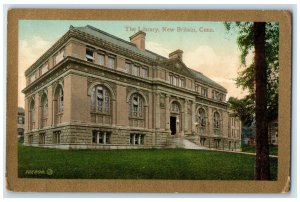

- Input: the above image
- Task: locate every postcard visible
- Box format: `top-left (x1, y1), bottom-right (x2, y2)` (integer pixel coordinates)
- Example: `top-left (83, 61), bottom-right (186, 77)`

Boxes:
top-left (7, 9), bottom-right (291, 193)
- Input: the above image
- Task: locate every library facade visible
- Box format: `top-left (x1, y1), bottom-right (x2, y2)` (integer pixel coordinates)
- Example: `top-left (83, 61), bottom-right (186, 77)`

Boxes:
top-left (22, 25), bottom-right (241, 150)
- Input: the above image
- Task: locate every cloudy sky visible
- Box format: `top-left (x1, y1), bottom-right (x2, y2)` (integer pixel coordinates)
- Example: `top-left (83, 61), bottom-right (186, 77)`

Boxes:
top-left (18, 20), bottom-right (249, 108)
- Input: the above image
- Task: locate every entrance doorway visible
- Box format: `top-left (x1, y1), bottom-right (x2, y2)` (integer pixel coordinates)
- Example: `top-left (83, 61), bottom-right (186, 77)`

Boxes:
top-left (170, 116), bottom-right (177, 135)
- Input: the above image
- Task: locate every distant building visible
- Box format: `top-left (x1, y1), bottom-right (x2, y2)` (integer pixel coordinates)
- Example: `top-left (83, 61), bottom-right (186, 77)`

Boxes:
top-left (22, 25), bottom-right (242, 150)
top-left (268, 119), bottom-right (278, 145)
top-left (18, 107), bottom-right (25, 138)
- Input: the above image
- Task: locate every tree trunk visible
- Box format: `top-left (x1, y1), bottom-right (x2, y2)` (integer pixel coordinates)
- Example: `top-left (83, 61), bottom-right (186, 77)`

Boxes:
top-left (254, 22), bottom-right (270, 180)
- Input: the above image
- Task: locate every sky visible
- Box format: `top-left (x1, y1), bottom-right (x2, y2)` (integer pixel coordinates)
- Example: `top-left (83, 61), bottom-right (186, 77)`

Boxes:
top-left (18, 20), bottom-right (249, 108)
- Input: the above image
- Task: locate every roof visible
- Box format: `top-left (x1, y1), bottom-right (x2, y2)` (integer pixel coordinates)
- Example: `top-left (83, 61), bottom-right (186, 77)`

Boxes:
top-left (189, 69), bottom-right (226, 91)
top-left (26, 24), bottom-right (227, 92)
top-left (73, 25), bottom-right (226, 91)
top-left (72, 25), bottom-right (166, 61)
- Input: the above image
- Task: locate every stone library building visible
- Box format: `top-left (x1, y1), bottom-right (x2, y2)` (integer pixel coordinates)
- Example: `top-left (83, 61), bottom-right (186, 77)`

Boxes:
top-left (22, 25), bottom-right (241, 150)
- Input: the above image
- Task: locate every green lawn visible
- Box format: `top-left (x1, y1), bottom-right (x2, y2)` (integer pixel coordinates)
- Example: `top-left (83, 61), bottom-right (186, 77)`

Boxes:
top-left (18, 144), bottom-right (278, 180)
top-left (241, 144), bottom-right (278, 156)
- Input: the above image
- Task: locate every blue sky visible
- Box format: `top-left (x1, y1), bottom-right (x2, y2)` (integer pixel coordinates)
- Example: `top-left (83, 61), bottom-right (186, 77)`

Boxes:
top-left (18, 20), bottom-right (247, 107)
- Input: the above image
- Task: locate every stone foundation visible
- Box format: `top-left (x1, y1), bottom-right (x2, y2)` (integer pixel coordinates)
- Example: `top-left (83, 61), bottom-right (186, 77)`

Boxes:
top-left (24, 124), bottom-right (241, 150)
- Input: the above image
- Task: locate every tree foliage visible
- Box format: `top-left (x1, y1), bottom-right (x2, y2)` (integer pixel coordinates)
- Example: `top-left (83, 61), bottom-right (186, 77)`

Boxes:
top-left (225, 22), bottom-right (279, 124)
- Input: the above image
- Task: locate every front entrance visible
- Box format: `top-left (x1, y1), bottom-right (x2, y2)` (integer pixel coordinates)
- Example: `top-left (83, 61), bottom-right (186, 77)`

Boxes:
top-left (170, 116), bottom-right (177, 135)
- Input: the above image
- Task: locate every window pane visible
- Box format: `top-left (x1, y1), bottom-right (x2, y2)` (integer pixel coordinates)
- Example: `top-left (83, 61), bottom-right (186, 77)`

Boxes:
top-left (108, 57), bottom-right (115, 69)
top-left (99, 54), bottom-right (105, 66)
top-left (133, 65), bottom-right (139, 76)
top-left (125, 63), bottom-right (131, 73)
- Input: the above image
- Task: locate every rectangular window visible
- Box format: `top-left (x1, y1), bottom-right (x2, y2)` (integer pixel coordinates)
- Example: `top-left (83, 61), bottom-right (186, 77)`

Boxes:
top-left (133, 65), bottom-right (139, 76)
top-left (201, 88), bottom-right (208, 97)
top-left (55, 49), bottom-right (65, 64)
top-left (129, 134), bottom-right (145, 145)
top-left (53, 131), bottom-right (61, 144)
top-left (169, 74), bottom-right (173, 84)
top-left (92, 130), bottom-right (111, 144)
top-left (40, 62), bottom-right (48, 76)
top-left (39, 133), bottom-right (46, 144)
top-left (18, 116), bottom-right (24, 124)
top-left (141, 68), bottom-right (148, 78)
top-left (86, 49), bottom-right (94, 62)
top-left (108, 57), bottom-right (115, 69)
top-left (99, 54), bottom-right (105, 66)
top-left (125, 62), bottom-right (131, 73)
top-left (28, 135), bottom-right (33, 144)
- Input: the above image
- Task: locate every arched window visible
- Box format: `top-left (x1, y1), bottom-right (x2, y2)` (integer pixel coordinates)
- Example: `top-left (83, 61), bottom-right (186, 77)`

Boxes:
top-left (170, 102), bottom-right (180, 113)
top-left (55, 86), bottom-right (64, 113)
top-left (213, 111), bottom-right (220, 129)
top-left (198, 108), bottom-right (206, 126)
top-left (29, 99), bottom-right (35, 130)
top-left (129, 93), bottom-right (144, 118)
top-left (90, 85), bottom-right (110, 113)
top-left (41, 94), bottom-right (48, 128)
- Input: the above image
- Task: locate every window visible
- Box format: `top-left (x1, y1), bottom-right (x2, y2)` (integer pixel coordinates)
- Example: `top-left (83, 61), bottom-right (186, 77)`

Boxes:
top-left (108, 57), bottom-right (115, 69)
top-left (39, 133), bottom-right (46, 144)
top-left (57, 87), bottom-right (64, 113)
top-left (29, 73), bottom-right (36, 84)
top-left (178, 78), bottom-right (184, 87)
top-left (29, 100), bottom-right (35, 130)
top-left (201, 88), bottom-right (208, 97)
top-left (125, 62), bottom-right (131, 73)
top-left (86, 48), bottom-right (94, 62)
top-left (169, 74), bottom-right (173, 84)
top-left (213, 112), bottom-right (220, 128)
top-left (18, 116), bottom-right (24, 124)
top-left (92, 130), bottom-right (111, 144)
top-left (129, 93), bottom-right (144, 118)
top-left (90, 85), bottom-right (110, 114)
top-left (53, 131), bottom-right (61, 144)
top-left (133, 65), bottom-right (139, 76)
top-left (130, 134), bottom-right (145, 145)
top-left (198, 109), bottom-right (206, 127)
top-left (141, 68), bottom-right (148, 78)
top-left (99, 54), bottom-right (105, 66)
top-left (28, 135), bottom-right (33, 144)
top-left (41, 94), bottom-right (48, 128)
top-left (40, 62), bottom-right (48, 76)
top-left (55, 49), bottom-right (65, 64)
top-left (171, 102), bottom-right (180, 113)
top-left (200, 138), bottom-right (206, 146)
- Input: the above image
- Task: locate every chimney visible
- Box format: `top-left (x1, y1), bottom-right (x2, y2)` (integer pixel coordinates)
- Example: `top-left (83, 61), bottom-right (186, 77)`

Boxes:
top-left (169, 49), bottom-right (183, 60)
top-left (130, 31), bottom-right (146, 51)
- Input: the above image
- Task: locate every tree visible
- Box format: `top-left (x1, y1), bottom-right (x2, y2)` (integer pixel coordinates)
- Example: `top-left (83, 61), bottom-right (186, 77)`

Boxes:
top-left (225, 22), bottom-right (279, 180)
top-left (224, 22), bottom-right (279, 124)
top-left (254, 22), bottom-right (270, 180)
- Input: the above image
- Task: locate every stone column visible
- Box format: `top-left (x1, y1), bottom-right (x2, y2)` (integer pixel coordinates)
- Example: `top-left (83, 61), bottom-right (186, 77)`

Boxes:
top-left (112, 100), bottom-right (116, 125)
top-left (191, 101), bottom-right (196, 133)
top-left (145, 106), bottom-right (149, 129)
top-left (47, 86), bottom-right (53, 127)
top-left (165, 94), bottom-right (170, 130)
top-left (103, 132), bottom-right (107, 144)
top-left (34, 93), bottom-right (40, 130)
top-left (184, 99), bottom-right (188, 132)
top-left (155, 92), bottom-right (160, 130)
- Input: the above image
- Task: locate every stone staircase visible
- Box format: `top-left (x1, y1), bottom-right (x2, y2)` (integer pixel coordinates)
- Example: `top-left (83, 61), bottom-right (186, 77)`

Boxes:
top-left (166, 136), bottom-right (206, 150)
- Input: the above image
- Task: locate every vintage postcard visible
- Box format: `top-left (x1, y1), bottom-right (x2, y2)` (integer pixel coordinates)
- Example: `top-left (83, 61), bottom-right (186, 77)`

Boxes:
top-left (6, 9), bottom-right (291, 193)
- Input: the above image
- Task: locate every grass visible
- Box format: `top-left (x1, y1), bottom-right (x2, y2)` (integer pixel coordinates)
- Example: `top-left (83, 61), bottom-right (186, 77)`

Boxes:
top-left (241, 144), bottom-right (278, 156)
top-left (18, 144), bottom-right (278, 180)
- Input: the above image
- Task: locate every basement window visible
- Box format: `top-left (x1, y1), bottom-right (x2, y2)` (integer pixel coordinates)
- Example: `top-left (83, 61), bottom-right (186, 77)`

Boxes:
top-left (129, 134), bottom-right (145, 145)
top-left (92, 130), bottom-right (111, 144)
